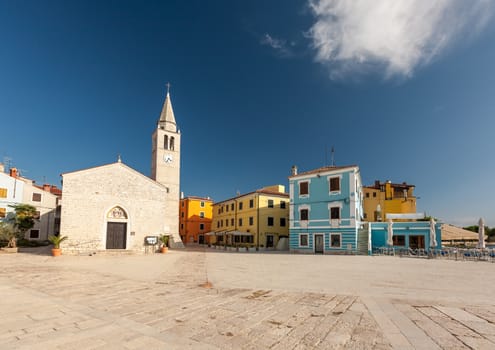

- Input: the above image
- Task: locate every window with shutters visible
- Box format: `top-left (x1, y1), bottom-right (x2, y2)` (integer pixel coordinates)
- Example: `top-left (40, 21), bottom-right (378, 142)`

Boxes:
top-left (300, 209), bottom-right (309, 221)
top-left (299, 234), bottom-right (308, 247)
top-left (29, 230), bottom-right (40, 239)
top-left (329, 176), bottom-right (340, 193)
top-left (330, 234), bottom-right (341, 248)
top-left (299, 182), bottom-right (309, 196)
top-left (330, 207), bottom-right (340, 220)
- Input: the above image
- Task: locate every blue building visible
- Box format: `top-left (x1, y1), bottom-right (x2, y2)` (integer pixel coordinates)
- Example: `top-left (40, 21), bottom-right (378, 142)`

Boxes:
top-left (369, 220), bottom-right (441, 252)
top-left (289, 165), bottom-right (366, 254)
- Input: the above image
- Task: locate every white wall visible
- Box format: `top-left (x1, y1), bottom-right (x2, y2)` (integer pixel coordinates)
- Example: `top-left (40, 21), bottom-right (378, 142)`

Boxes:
top-left (0, 172), bottom-right (25, 220)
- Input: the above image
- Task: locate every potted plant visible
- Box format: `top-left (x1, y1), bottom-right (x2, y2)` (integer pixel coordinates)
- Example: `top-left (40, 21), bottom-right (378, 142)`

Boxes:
top-left (159, 235), bottom-right (169, 253)
top-left (48, 235), bottom-right (68, 257)
top-left (0, 222), bottom-right (21, 253)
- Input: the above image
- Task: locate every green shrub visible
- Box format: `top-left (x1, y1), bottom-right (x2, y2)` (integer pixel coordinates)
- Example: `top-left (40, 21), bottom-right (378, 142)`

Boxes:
top-left (17, 239), bottom-right (50, 247)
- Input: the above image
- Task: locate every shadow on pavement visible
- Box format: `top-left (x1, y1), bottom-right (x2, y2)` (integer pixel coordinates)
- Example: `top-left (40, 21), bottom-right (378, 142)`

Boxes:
top-left (17, 245), bottom-right (53, 256)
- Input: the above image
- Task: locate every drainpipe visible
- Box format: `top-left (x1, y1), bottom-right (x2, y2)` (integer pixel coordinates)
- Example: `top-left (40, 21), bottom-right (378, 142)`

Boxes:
top-left (256, 194), bottom-right (260, 251)
top-left (368, 222), bottom-right (372, 256)
top-left (234, 199), bottom-right (237, 248)
top-left (46, 211), bottom-right (51, 240)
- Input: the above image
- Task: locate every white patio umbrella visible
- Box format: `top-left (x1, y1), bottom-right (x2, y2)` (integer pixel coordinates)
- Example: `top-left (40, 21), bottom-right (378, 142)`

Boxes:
top-left (386, 219), bottom-right (394, 246)
top-left (429, 218), bottom-right (437, 248)
top-left (478, 218), bottom-right (486, 249)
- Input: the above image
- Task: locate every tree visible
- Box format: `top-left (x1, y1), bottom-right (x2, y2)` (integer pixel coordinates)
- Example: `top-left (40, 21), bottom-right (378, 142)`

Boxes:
top-left (6, 204), bottom-right (37, 248)
top-left (463, 225), bottom-right (479, 233)
top-left (464, 225), bottom-right (495, 242)
top-left (0, 222), bottom-right (20, 248)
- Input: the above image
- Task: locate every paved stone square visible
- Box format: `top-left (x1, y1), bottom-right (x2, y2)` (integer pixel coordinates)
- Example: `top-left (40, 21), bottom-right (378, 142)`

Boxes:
top-left (1, 247), bottom-right (494, 349)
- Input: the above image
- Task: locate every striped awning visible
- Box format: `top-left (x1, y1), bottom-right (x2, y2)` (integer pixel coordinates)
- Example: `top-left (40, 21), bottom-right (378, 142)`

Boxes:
top-left (205, 231), bottom-right (225, 236)
top-left (226, 231), bottom-right (253, 236)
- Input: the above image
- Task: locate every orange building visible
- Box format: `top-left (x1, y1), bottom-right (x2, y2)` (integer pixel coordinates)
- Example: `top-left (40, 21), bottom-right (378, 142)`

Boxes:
top-left (179, 196), bottom-right (213, 244)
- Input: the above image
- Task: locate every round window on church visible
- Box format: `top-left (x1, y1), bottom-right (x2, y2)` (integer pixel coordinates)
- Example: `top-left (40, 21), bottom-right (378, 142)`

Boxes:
top-left (107, 206), bottom-right (128, 219)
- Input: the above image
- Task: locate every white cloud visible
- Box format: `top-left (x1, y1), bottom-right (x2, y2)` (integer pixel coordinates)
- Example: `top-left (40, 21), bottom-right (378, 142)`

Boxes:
top-left (261, 33), bottom-right (293, 57)
top-left (307, 0), bottom-right (494, 79)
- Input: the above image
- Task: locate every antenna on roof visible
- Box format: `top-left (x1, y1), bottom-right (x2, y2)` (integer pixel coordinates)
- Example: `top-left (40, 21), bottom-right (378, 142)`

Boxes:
top-left (3, 156), bottom-right (12, 171)
top-left (331, 145), bottom-right (335, 166)
top-left (324, 144), bottom-right (328, 166)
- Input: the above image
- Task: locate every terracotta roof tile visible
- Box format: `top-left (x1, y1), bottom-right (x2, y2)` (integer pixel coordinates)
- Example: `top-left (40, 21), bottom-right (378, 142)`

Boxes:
top-left (213, 189), bottom-right (289, 205)
top-left (289, 165), bottom-right (358, 178)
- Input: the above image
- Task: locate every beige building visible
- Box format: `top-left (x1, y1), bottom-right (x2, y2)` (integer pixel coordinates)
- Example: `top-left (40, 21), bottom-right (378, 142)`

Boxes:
top-left (60, 91), bottom-right (183, 253)
top-left (210, 185), bottom-right (289, 250)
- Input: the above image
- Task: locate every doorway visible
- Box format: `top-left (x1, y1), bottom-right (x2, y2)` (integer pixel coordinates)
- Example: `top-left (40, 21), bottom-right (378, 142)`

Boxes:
top-left (409, 235), bottom-right (425, 249)
top-left (106, 222), bottom-right (127, 249)
top-left (314, 234), bottom-right (324, 254)
top-left (266, 234), bottom-right (274, 248)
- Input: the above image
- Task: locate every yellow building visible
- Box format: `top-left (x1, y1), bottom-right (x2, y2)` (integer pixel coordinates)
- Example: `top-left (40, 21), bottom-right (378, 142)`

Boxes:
top-left (210, 185), bottom-right (289, 249)
top-left (363, 180), bottom-right (416, 221)
top-left (179, 196), bottom-right (213, 245)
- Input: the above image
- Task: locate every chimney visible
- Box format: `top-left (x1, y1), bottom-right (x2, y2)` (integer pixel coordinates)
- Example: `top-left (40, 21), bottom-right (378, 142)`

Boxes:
top-left (0, 163), bottom-right (4, 174)
top-left (43, 184), bottom-right (51, 192)
top-left (180, 191), bottom-right (184, 199)
top-left (291, 165), bottom-right (298, 176)
top-left (10, 167), bottom-right (18, 178)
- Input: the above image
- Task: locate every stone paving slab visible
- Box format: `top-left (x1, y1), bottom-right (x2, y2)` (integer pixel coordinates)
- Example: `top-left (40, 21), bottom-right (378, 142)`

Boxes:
top-left (1, 248), bottom-right (494, 349)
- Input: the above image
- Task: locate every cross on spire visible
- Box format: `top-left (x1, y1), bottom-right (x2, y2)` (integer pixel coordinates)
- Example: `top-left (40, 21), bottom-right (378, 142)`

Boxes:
top-left (166, 82), bottom-right (171, 95)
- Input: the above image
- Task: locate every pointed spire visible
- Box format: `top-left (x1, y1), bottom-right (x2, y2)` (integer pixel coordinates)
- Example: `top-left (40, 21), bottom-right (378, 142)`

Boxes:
top-left (158, 83), bottom-right (177, 132)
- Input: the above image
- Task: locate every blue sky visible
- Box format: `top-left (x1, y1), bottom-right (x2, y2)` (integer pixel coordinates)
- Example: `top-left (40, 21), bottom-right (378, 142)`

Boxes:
top-left (1, 0), bottom-right (495, 227)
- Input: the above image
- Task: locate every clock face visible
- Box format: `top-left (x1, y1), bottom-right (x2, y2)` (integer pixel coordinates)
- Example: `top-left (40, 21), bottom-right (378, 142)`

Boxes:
top-left (163, 154), bottom-right (173, 163)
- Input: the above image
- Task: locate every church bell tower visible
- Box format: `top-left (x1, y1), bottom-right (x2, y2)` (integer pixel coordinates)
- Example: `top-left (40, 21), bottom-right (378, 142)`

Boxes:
top-left (151, 85), bottom-right (182, 246)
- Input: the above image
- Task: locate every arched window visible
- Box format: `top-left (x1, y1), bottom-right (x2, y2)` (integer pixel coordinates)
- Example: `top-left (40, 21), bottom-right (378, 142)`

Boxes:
top-left (164, 135), bottom-right (169, 150)
top-left (170, 136), bottom-right (175, 151)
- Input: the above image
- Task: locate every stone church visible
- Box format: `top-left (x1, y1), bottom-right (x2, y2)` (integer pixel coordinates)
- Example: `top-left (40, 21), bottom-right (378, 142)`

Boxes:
top-left (60, 91), bottom-right (184, 253)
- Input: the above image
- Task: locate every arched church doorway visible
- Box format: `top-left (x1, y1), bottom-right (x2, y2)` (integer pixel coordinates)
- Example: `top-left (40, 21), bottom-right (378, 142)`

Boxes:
top-left (106, 206), bottom-right (128, 249)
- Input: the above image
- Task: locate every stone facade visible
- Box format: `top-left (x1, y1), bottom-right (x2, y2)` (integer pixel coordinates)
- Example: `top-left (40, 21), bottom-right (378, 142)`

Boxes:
top-left (59, 90), bottom-right (184, 254)
top-left (151, 92), bottom-right (181, 242)
top-left (60, 162), bottom-right (180, 254)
